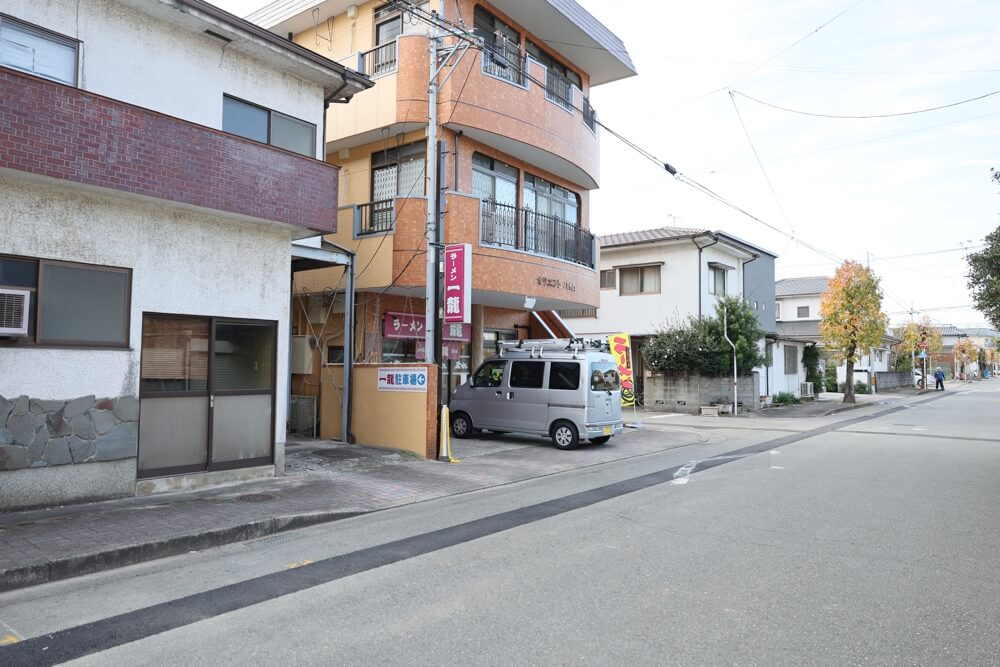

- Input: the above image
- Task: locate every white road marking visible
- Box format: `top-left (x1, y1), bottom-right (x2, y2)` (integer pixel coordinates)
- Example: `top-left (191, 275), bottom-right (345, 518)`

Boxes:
top-left (911, 427), bottom-right (928, 431)
top-left (671, 460), bottom-right (699, 484)
top-left (770, 466), bottom-right (785, 470)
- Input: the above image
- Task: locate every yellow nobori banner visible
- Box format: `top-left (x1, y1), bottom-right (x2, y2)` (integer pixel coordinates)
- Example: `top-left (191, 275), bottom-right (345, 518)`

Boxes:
top-left (608, 333), bottom-right (635, 407)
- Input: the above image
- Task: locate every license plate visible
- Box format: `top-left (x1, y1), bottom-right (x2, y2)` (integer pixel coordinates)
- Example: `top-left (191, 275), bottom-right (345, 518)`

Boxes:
top-left (602, 425), bottom-right (612, 435)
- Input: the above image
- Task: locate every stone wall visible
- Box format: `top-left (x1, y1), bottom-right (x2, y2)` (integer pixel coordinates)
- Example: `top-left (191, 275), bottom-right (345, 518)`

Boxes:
top-left (645, 373), bottom-right (760, 414)
top-left (874, 371), bottom-right (913, 391)
top-left (0, 394), bottom-right (138, 472)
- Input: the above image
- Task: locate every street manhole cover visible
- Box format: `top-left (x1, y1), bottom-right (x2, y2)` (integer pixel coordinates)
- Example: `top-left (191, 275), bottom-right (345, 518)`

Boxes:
top-left (235, 493), bottom-right (274, 503)
top-left (310, 449), bottom-right (361, 461)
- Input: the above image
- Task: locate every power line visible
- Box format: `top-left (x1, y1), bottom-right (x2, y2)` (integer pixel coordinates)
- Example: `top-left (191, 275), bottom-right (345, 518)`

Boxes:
top-left (729, 90), bottom-right (795, 236)
top-left (733, 87), bottom-right (1000, 119)
top-left (701, 110), bottom-right (1000, 175)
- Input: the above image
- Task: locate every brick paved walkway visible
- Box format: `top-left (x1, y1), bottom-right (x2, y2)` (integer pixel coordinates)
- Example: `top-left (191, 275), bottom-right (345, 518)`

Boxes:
top-left (0, 427), bottom-right (705, 591)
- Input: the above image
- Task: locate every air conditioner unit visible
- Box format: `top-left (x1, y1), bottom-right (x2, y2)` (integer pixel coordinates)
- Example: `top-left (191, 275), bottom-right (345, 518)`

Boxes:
top-left (800, 381), bottom-right (814, 399)
top-left (0, 288), bottom-right (30, 336)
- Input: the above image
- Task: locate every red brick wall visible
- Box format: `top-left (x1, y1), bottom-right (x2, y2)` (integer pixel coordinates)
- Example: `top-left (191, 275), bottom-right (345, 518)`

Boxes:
top-left (0, 69), bottom-right (338, 232)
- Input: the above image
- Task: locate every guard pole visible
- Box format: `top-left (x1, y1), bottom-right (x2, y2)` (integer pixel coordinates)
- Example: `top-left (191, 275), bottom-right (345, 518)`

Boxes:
top-left (438, 405), bottom-right (458, 463)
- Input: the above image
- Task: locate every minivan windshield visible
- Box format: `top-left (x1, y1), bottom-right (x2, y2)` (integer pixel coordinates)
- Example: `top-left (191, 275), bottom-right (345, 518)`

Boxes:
top-left (589, 362), bottom-right (620, 392)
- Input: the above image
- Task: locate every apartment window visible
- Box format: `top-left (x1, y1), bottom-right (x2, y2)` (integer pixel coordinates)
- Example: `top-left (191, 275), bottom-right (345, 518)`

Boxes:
top-left (526, 40), bottom-right (581, 111)
top-left (599, 269), bottom-right (616, 289)
top-left (784, 345), bottom-right (798, 375)
top-left (709, 266), bottom-right (727, 295)
top-left (472, 152), bottom-right (518, 206)
top-left (775, 302), bottom-right (781, 319)
top-left (374, 5), bottom-right (403, 45)
top-left (222, 96), bottom-right (316, 158)
top-left (765, 342), bottom-right (774, 366)
top-left (0, 255), bottom-right (130, 347)
top-left (369, 141), bottom-right (425, 232)
top-left (523, 174), bottom-right (579, 224)
top-left (474, 5), bottom-right (524, 85)
top-left (0, 15), bottom-right (78, 85)
top-left (619, 265), bottom-right (660, 295)
top-left (797, 306), bottom-right (810, 318)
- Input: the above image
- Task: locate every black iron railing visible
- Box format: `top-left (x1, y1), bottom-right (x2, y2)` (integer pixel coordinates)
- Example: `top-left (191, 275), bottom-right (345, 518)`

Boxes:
top-left (358, 199), bottom-right (395, 235)
top-left (481, 43), bottom-right (526, 86)
top-left (545, 70), bottom-right (574, 111)
top-left (480, 200), bottom-right (594, 267)
top-left (582, 96), bottom-right (596, 131)
top-left (360, 41), bottom-right (397, 77)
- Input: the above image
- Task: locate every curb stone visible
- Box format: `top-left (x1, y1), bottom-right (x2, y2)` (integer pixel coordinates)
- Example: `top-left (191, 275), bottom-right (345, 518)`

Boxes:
top-left (0, 510), bottom-right (362, 593)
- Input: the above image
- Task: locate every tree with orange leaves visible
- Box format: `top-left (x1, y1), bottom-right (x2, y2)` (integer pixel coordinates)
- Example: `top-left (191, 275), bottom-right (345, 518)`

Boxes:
top-left (953, 338), bottom-right (979, 379)
top-left (819, 261), bottom-right (889, 404)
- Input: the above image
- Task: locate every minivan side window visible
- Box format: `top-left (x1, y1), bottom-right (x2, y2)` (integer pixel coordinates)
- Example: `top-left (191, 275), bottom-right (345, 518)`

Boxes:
top-left (472, 360), bottom-right (506, 387)
top-left (549, 362), bottom-right (580, 390)
top-left (589, 362), bottom-right (620, 391)
top-left (510, 361), bottom-right (545, 388)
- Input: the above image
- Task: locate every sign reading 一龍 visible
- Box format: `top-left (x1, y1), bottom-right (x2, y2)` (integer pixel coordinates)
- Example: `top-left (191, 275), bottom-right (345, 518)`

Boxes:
top-left (444, 243), bottom-right (472, 324)
top-left (377, 367), bottom-right (428, 392)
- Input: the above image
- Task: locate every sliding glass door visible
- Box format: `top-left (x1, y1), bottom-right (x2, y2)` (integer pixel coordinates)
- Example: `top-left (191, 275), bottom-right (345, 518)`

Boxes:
top-left (138, 314), bottom-right (276, 478)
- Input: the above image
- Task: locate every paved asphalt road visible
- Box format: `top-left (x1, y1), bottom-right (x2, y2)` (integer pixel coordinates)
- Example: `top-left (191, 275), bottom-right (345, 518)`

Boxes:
top-left (2, 386), bottom-right (999, 665)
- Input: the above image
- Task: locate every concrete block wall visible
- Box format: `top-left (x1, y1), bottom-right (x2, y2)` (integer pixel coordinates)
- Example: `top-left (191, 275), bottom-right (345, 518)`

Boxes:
top-left (645, 373), bottom-right (759, 414)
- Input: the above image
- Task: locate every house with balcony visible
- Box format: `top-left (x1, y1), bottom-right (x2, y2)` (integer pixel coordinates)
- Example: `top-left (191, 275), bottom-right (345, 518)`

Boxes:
top-left (248, 0), bottom-right (636, 456)
top-left (0, 0), bottom-right (370, 510)
top-left (775, 276), bottom-right (900, 390)
top-left (567, 227), bottom-right (777, 402)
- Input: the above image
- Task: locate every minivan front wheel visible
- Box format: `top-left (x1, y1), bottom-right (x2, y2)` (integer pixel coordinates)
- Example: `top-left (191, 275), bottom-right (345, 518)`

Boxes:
top-left (451, 411), bottom-right (477, 439)
top-left (551, 421), bottom-right (579, 450)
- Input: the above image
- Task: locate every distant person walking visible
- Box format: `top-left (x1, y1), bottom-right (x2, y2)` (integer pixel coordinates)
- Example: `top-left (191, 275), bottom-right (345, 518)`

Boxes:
top-left (934, 367), bottom-right (946, 391)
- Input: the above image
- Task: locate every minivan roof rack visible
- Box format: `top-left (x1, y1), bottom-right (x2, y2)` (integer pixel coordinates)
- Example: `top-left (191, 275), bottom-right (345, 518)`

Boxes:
top-left (496, 337), bottom-right (609, 359)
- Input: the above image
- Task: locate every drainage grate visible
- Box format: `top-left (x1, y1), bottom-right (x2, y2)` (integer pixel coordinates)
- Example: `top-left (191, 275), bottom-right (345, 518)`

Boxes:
top-left (235, 493), bottom-right (275, 503)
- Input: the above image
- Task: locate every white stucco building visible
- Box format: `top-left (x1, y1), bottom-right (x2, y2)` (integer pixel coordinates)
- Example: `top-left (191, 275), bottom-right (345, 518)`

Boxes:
top-left (775, 276), bottom-right (899, 391)
top-left (0, 0), bottom-right (370, 510)
top-left (567, 227), bottom-right (776, 402)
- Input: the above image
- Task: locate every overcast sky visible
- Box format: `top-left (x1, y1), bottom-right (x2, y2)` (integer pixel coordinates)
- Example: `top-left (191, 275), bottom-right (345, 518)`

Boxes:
top-left (217, 0), bottom-right (1000, 328)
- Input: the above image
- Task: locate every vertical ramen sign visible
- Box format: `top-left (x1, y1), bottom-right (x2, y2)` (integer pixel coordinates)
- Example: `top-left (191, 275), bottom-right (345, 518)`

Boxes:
top-left (608, 333), bottom-right (635, 407)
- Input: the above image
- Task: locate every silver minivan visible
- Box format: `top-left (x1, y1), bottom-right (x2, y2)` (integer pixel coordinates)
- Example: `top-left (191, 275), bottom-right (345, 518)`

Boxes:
top-left (449, 339), bottom-right (624, 449)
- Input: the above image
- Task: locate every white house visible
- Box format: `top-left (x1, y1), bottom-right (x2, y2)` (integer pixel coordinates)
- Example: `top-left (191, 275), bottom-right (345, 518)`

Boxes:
top-left (0, 0), bottom-right (370, 510)
top-left (567, 226), bottom-right (776, 401)
top-left (775, 276), bottom-right (899, 390)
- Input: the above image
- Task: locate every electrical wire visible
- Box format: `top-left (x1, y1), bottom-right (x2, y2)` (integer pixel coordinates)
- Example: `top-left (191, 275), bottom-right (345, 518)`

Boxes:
top-left (733, 87), bottom-right (1000, 119)
top-left (729, 90), bottom-right (795, 236)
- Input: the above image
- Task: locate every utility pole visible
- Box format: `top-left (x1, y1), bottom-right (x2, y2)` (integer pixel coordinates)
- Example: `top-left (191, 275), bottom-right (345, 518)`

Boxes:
top-left (723, 304), bottom-right (738, 416)
top-left (423, 19), bottom-right (439, 364)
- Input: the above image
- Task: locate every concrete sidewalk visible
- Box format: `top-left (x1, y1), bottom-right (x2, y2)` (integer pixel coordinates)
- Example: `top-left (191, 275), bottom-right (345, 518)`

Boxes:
top-left (0, 425), bottom-right (706, 592)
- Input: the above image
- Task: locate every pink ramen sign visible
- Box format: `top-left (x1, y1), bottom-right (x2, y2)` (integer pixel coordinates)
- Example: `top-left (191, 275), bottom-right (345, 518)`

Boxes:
top-left (383, 312), bottom-right (470, 341)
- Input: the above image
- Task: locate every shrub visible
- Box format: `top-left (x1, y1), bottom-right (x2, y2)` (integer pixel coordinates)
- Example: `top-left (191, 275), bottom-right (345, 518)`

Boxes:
top-left (854, 381), bottom-right (870, 395)
top-left (772, 391), bottom-right (800, 406)
top-left (824, 362), bottom-right (838, 392)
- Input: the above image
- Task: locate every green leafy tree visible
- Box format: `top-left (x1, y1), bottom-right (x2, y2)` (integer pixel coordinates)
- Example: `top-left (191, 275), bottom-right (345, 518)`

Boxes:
top-left (966, 226), bottom-right (1000, 330)
top-left (644, 296), bottom-right (763, 376)
top-left (819, 261), bottom-right (889, 404)
top-left (824, 361), bottom-right (838, 392)
top-left (802, 345), bottom-right (823, 387)
top-left (703, 296), bottom-right (765, 375)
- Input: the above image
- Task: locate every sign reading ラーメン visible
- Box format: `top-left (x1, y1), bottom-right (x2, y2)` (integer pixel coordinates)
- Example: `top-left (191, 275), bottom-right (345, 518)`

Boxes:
top-left (608, 333), bottom-right (635, 407)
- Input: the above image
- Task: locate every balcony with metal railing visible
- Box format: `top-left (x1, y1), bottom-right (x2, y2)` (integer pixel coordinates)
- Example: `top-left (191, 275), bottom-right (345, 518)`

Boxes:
top-left (358, 41), bottom-right (398, 77)
top-left (479, 200), bottom-right (595, 267)
top-left (355, 199), bottom-right (396, 235)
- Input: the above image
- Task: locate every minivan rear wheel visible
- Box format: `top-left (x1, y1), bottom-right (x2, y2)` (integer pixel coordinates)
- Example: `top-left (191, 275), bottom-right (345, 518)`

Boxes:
top-left (451, 411), bottom-right (477, 439)
top-left (551, 421), bottom-right (579, 450)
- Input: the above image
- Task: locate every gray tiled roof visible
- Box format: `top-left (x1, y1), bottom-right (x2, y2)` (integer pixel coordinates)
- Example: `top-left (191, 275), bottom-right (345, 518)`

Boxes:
top-left (599, 226), bottom-right (711, 248)
top-left (777, 321), bottom-right (821, 339)
top-left (959, 327), bottom-right (998, 337)
top-left (775, 276), bottom-right (830, 297)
